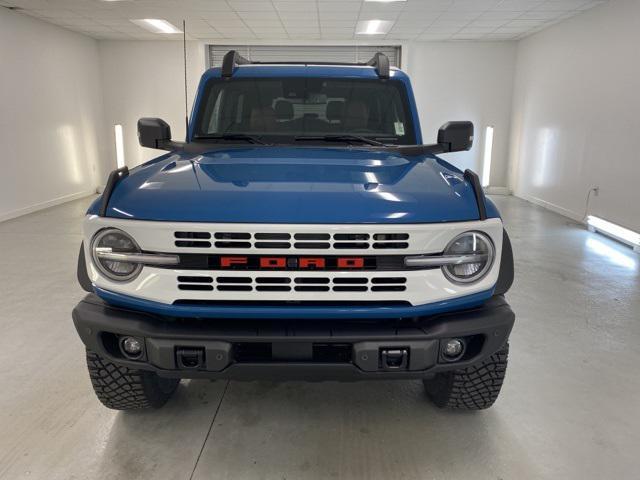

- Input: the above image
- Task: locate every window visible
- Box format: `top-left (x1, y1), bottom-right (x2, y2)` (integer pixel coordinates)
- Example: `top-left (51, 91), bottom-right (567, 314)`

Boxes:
top-left (194, 77), bottom-right (415, 145)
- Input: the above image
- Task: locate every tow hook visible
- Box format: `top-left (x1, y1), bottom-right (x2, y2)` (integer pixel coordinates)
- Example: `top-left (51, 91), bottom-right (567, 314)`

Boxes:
top-left (176, 347), bottom-right (205, 369)
top-left (380, 348), bottom-right (409, 370)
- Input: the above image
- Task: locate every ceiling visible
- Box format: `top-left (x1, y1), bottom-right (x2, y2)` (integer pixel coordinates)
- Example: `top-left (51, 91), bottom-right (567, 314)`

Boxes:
top-left (3, 0), bottom-right (607, 41)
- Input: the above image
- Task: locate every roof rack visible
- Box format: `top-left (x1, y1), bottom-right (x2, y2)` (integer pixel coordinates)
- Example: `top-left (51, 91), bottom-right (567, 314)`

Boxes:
top-left (220, 50), bottom-right (391, 79)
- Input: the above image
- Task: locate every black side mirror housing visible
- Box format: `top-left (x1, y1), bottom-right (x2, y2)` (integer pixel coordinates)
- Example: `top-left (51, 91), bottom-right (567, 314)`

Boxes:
top-left (437, 121), bottom-right (474, 153)
top-left (137, 118), bottom-right (172, 149)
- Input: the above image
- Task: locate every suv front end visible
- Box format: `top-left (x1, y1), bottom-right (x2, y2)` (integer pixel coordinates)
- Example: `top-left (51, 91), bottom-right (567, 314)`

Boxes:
top-left (73, 51), bottom-right (515, 411)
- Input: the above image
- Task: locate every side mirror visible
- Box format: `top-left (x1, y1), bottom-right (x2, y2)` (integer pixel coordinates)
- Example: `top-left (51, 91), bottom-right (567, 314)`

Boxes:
top-left (137, 118), bottom-right (172, 149)
top-left (437, 121), bottom-right (474, 153)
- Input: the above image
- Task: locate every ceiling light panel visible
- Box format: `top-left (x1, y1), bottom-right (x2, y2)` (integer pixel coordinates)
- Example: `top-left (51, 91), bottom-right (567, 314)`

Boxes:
top-left (130, 19), bottom-right (182, 34)
top-left (356, 19), bottom-right (394, 34)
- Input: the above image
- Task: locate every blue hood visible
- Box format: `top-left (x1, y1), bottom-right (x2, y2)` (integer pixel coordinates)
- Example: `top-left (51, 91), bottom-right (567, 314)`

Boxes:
top-left (93, 147), bottom-right (498, 223)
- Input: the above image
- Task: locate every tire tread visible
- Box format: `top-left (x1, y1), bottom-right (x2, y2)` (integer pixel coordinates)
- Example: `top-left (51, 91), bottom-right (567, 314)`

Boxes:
top-left (425, 343), bottom-right (509, 410)
top-left (86, 350), bottom-right (178, 410)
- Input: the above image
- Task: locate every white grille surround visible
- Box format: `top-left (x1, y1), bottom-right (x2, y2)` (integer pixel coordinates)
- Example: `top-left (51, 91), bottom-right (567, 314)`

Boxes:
top-left (83, 216), bottom-right (504, 308)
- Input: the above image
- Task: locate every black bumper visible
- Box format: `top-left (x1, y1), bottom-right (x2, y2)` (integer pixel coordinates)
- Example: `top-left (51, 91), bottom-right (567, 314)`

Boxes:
top-left (72, 294), bottom-right (514, 381)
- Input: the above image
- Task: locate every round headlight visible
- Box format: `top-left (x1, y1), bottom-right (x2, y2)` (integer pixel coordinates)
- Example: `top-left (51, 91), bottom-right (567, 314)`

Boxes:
top-left (91, 228), bottom-right (142, 282)
top-left (442, 231), bottom-right (494, 284)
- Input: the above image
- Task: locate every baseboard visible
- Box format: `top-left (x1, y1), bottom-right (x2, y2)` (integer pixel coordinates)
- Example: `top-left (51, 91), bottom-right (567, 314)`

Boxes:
top-left (484, 186), bottom-right (511, 195)
top-left (0, 189), bottom-right (96, 223)
top-left (515, 193), bottom-right (584, 223)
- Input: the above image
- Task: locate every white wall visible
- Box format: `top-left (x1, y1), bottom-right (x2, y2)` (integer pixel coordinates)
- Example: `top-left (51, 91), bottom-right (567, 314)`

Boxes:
top-left (406, 42), bottom-right (517, 188)
top-left (509, 0), bottom-right (640, 232)
top-left (0, 8), bottom-right (106, 222)
top-left (98, 41), bottom-right (206, 179)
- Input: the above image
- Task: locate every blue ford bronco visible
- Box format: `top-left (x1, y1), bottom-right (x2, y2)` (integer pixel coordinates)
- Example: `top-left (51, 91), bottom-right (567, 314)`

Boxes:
top-left (73, 51), bottom-right (514, 411)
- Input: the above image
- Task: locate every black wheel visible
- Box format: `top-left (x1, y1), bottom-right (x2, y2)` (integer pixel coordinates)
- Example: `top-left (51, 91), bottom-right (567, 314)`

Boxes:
top-left (424, 343), bottom-right (509, 410)
top-left (86, 350), bottom-right (179, 410)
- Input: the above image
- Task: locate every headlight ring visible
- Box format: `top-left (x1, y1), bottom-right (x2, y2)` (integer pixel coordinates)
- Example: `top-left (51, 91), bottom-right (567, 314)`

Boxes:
top-left (91, 228), bottom-right (143, 282)
top-left (441, 231), bottom-right (495, 284)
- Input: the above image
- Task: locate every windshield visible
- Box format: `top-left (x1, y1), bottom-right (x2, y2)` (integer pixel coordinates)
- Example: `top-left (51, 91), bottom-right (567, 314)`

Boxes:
top-left (194, 77), bottom-right (416, 145)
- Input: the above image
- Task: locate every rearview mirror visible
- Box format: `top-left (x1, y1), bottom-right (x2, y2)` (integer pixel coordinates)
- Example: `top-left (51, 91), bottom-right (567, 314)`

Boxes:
top-left (437, 121), bottom-right (474, 153)
top-left (137, 118), bottom-right (172, 150)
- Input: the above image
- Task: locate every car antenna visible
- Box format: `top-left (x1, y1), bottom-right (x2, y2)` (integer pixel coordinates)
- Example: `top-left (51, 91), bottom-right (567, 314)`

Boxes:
top-left (182, 20), bottom-right (189, 140)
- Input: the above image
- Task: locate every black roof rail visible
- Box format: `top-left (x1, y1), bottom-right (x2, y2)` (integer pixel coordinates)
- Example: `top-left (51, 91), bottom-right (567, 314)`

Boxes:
top-left (366, 52), bottom-right (390, 79)
top-left (222, 50), bottom-right (251, 78)
top-left (219, 50), bottom-right (391, 79)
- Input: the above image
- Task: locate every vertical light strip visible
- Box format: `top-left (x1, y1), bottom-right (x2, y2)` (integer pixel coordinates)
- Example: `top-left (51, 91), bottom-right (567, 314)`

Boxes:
top-left (114, 124), bottom-right (125, 169)
top-left (482, 126), bottom-right (494, 188)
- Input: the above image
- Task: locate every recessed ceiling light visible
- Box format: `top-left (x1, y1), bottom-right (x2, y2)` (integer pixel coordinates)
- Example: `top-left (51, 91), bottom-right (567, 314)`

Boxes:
top-left (131, 19), bottom-right (182, 34)
top-left (356, 20), bottom-right (394, 35)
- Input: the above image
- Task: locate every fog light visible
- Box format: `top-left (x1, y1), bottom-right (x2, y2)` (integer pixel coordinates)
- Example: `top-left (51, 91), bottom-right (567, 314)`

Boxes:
top-left (443, 339), bottom-right (464, 359)
top-left (121, 336), bottom-right (143, 357)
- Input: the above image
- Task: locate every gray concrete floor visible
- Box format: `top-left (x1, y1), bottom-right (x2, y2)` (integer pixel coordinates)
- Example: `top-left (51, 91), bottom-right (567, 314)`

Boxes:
top-left (0, 195), bottom-right (639, 480)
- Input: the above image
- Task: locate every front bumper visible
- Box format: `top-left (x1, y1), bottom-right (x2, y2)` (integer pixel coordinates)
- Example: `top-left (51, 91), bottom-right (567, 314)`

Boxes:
top-left (72, 294), bottom-right (514, 381)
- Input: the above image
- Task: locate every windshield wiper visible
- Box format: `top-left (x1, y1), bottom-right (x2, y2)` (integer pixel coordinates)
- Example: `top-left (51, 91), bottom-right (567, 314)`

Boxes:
top-left (294, 135), bottom-right (386, 146)
top-left (194, 134), bottom-right (269, 145)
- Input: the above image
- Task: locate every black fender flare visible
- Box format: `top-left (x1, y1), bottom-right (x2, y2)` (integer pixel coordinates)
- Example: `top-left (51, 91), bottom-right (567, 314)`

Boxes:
top-left (77, 242), bottom-right (93, 293)
top-left (494, 229), bottom-right (514, 295)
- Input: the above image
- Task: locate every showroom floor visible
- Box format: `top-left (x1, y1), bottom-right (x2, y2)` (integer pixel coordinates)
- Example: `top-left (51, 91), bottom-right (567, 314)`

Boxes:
top-left (0, 195), bottom-right (638, 480)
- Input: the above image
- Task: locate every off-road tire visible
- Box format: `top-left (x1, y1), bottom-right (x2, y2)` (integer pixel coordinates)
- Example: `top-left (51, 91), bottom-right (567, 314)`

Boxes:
top-left (424, 343), bottom-right (509, 410)
top-left (86, 350), bottom-right (180, 410)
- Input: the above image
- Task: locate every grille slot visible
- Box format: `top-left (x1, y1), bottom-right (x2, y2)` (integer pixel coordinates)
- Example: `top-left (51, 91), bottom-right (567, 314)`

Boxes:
top-left (371, 285), bottom-right (406, 292)
top-left (371, 277), bottom-right (406, 284)
top-left (294, 242), bottom-right (330, 249)
top-left (333, 278), bottom-right (368, 284)
top-left (215, 232), bottom-right (251, 239)
top-left (217, 285), bottom-right (252, 292)
top-left (295, 278), bottom-right (330, 284)
top-left (175, 232), bottom-right (211, 239)
top-left (256, 277), bottom-right (291, 284)
top-left (373, 242), bottom-right (409, 249)
top-left (334, 233), bottom-right (369, 241)
top-left (177, 276), bottom-right (213, 283)
top-left (217, 277), bottom-right (251, 284)
top-left (178, 284), bottom-right (214, 291)
top-left (333, 286), bottom-right (368, 292)
top-left (255, 242), bottom-right (291, 249)
top-left (175, 240), bottom-right (211, 248)
top-left (295, 286), bottom-right (330, 292)
top-left (215, 241), bottom-right (252, 248)
top-left (334, 242), bottom-right (369, 249)
top-left (374, 233), bottom-right (409, 240)
top-left (294, 233), bottom-right (330, 240)
top-left (255, 233), bottom-right (290, 240)
top-left (256, 285), bottom-right (291, 292)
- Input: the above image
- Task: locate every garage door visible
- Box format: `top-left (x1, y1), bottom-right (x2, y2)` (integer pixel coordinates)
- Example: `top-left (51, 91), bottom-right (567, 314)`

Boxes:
top-left (208, 45), bottom-right (402, 68)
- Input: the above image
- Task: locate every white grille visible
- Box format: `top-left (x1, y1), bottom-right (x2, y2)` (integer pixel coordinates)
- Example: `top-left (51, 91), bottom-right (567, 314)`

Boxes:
top-left (177, 275), bottom-right (407, 293)
top-left (173, 231), bottom-right (409, 250)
